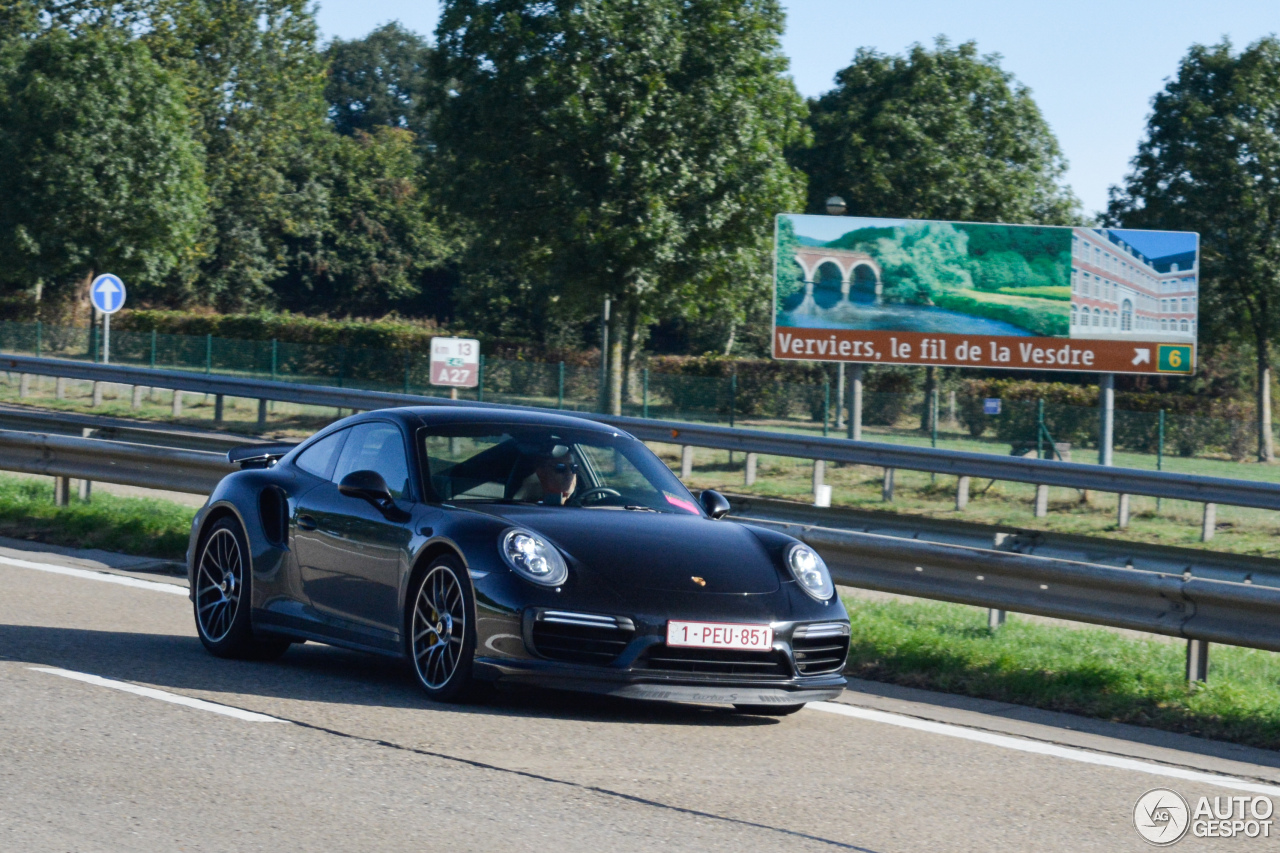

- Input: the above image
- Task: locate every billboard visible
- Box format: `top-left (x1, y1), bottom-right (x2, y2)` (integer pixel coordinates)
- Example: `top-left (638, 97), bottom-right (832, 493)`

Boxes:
top-left (773, 215), bottom-right (1199, 375)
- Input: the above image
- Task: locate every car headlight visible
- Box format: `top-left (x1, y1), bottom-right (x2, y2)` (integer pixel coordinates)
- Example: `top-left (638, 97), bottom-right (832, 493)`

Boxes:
top-left (786, 544), bottom-right (834, 601)
top-left (500, 528), bottom-right (568, 586)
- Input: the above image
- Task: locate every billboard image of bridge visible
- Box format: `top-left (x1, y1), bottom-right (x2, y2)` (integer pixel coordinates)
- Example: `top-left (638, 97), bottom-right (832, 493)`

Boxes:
top-left (773, 214), bottom-right (1199, 375)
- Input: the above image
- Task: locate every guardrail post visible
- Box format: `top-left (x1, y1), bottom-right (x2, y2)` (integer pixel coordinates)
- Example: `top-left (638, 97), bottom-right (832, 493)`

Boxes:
top-left (882, 468), bottom-right (894, 501)
top-left (813, 459), bottom-right (825, 496)
top-left (53, 476), bottom-right (70, 507)
top-left (836, 362), bottom-right (845, 430)
top-left (848, 364), bottom-right (863, 441)
top-left (955, 476), bottom-right (970, 510)
top-left (1186, 638), bottom-right (1209, 683)
top-left (1098, 373), bottom-right (1115, 466)
top-left (1201, 503), bottom-right (1216, 541)
top-left (745, 452), bottom-right (757, 486)
top-left (91, 382), bottom-right (103, 407)
top-left (78, 479), bottom-right (92, 501)
top-left (55, 377), bottom-right (66, 400)
top-left (131, 385), bottom-right (143, 409)
top-left (680, 445), bottom-right (693, 480)
top-left (1117, 493), bottom-right (1131, 529)
top-left (988, 609), bottom-right (1006, 630)
top-left (172, 390), bottom-right (183, 417)
top-left (257, 398), bottom-right (267, 427)
top-left (19, 373), bottom-right (29, 398)
top-left (1034, 485), bottom-right (1048, 517)
top-left (214, 395), bottom-right (224, 424)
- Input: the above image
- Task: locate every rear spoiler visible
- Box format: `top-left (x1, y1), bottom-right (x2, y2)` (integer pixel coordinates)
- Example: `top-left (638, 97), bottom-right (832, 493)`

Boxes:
top-left (227, 443), bottom-right (298, 469)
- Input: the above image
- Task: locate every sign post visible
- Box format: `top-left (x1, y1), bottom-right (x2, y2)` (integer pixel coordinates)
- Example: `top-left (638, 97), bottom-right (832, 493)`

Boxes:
top-left (429, 337), bottom-right (480, 398)
top-left (89, 274), bottom-right (126, 364)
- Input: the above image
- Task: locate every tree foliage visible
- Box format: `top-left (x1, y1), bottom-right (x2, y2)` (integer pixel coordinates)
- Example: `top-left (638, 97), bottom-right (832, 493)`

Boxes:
top-left (279, 127), bottom-right (454, 316)
top-left (325, 22), bottom-right (436, 138)
top-left (142, 0), bottom-right (332, 310)
top-left (0, 25), bottom-right (206, 307)
top-left (431, 0), bottom-right (808, 339)
top-left (798, 39), bottom-right (1079, 225)
top-left (1108, 37), bottom-right (1280, 459)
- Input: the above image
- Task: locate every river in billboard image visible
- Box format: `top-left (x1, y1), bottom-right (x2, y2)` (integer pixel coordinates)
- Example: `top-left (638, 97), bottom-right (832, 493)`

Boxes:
top-left (776, 214), bottom-right (1071, 337)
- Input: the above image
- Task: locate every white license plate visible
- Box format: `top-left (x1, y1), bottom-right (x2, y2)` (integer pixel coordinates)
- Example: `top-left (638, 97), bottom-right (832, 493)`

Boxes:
top-left (666, 621), bottom-right (773, 651)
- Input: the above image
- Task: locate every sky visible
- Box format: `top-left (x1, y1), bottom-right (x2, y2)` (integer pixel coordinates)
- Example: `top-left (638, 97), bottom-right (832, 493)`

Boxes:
top-left (312, 1), bottom-right (1280, 217)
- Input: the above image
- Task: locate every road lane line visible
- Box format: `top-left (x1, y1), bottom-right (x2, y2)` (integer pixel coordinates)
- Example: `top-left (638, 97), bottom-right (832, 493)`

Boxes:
top-left (30, 667), bottom-right (286, 723)
top-left (0, 554), bottom-right (187, 595)
top-left (810, 701), bottom-right (1280, 796)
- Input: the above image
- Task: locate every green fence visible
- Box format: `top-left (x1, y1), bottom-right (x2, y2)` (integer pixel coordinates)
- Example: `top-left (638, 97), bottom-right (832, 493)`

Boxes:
top-left (0, 320), bottom-right (1274, 479)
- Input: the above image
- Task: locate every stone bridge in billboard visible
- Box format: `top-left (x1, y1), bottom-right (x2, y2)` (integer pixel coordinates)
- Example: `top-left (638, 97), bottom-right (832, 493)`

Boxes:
top-left (790, 246), bottom-right (883, 315)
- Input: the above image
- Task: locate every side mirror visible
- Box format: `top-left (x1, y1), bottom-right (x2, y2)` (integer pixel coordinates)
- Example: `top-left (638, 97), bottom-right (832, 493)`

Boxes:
top-left (339, 470), bottom-right (393, 507)
top-left (699, 489), bottom-right (731, 520)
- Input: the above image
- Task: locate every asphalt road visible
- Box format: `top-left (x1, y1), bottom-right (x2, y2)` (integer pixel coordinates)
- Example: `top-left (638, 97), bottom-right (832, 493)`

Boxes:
top-left (3, 541), bottom-right (1280, 852)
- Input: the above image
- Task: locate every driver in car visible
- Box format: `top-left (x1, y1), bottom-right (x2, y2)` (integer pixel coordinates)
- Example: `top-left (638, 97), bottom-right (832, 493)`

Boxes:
top-left (535, 448), bottom-right (578, 506)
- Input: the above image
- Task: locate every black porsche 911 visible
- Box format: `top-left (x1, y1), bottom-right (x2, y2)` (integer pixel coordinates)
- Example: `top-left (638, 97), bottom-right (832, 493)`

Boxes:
top-left (188, 407), bottom-right (850, 714)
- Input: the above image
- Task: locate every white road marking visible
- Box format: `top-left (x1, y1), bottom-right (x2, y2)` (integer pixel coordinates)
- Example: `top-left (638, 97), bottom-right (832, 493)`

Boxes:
top-left (0, 554), bottom-right (187, 595)
top-left (810, 701), bottom-right (1280, 796)
top-left (30, 667), bottom-right (286, 723)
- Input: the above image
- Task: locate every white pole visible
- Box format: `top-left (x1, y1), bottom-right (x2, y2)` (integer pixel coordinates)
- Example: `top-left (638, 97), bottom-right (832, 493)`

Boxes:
top-left (103, 313), bottom-right (110, 365)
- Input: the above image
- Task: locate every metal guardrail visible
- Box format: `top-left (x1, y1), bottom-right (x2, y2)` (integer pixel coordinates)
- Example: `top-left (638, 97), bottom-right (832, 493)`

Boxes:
top-left (730, 496), bottom-right (1280, 654)
top-left (4, 353), bottom-right (1280, 512)
top-left (0, 430), bottom-right (232, 494)
top-left (0, 403), bottom-right (267, 452)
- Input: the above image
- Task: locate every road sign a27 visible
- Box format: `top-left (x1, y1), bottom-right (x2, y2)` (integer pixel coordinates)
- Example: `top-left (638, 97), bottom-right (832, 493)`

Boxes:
top-left (1156, 344), bottom-right (1193, 374)
top-left (430, 336), bottom-right (480, 388)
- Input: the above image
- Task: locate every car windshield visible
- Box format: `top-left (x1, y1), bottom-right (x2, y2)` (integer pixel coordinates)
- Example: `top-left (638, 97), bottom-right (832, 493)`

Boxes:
top-left (420, 424), bottom-right (702, 515)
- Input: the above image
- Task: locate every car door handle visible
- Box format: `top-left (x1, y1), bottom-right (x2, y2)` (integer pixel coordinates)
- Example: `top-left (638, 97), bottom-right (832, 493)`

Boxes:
top-left (297, 514), bottom-right (317, 531)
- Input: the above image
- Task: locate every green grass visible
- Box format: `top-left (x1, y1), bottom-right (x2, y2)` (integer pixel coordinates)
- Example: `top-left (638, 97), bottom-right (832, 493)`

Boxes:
top-left (994, 285), bottom-right (1071, 301)
top-left (0, 475), bottom-right (194, 559)
top-left (842, 596), bottom-right (1280, 750)
top-left (932, 290), bottom-right (1068, 336)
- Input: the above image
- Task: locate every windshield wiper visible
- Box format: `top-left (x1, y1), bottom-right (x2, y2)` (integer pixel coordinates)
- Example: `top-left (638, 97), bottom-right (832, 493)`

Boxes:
top-left (623, 505), bottom-right (657, 512)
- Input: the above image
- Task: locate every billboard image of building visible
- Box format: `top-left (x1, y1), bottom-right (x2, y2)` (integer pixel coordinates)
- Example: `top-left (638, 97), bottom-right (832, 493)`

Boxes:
top-left (774, 214), bottom-right (1199, 375)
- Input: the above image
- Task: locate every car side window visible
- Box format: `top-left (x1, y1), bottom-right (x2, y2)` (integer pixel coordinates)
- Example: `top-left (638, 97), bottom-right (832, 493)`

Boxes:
top-left (333, 422), bottom-right (412, 499)
top-left (294, 429), bottom-right (348, 480)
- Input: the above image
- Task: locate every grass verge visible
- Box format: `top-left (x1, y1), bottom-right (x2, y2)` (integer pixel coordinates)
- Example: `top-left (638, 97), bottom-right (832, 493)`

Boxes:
top-left (843, 596), bottom-right (1280, 751)
top-left (0, 475), bottom-right (194, 559)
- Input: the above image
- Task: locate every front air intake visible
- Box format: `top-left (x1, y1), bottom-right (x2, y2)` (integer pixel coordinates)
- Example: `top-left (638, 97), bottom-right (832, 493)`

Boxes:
top-left (531, 611), bottom-right (635, 665)
top-left (792, 622), bottom-right (850, 675)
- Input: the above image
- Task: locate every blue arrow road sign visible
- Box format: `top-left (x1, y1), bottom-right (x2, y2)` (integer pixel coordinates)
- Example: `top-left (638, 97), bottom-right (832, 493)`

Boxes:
top-left (90, 274), bottom-right (126, 314)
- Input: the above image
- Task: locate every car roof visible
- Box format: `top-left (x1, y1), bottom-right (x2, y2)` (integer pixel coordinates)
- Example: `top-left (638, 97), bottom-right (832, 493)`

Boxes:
top-left (342, 405), bottom-right (630, 437)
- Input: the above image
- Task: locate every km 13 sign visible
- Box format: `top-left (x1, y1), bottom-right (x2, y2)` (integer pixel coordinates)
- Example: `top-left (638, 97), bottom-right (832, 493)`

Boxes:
top-left (773, 214), bottom-right (1199, 375)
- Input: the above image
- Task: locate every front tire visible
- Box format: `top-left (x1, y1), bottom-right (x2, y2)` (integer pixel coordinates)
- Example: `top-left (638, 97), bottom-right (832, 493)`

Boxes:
top-left (193, 516), bottom-right (290, 660)
top-left (734, 703), bottom-right (806, 717)
top-left (408, 555), bottom-right (477, 702)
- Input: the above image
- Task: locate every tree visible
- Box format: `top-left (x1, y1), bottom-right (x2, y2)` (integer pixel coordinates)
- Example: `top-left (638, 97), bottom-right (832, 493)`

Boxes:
top-left (431, 0), bottom-right (808, 412)
top-left (797, 39), bottom-right (1079, 226)
top-left (1107, 38), bottom-right (1280, 462)
top-left (0, 25), bottom-right (206, 313)
top-left (797, 38), bottom-right (1079, 428)
top-left (325, 22), bottom-right (436, 138)
top-left (279, 127), bottom-right (454, 316)
top-left (143, 0), bottom-right (333, 310)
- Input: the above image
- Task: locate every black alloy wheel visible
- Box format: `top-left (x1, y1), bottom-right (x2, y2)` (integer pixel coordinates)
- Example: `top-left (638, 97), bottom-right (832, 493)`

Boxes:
top-left (193, 516), bottom-right (291, 660)
top-left (408, 555), bottom-right (478, 702)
